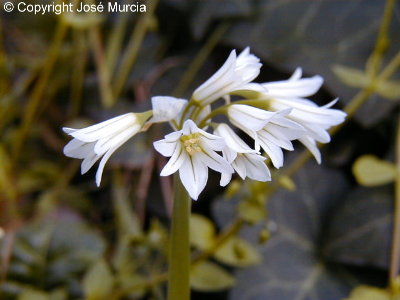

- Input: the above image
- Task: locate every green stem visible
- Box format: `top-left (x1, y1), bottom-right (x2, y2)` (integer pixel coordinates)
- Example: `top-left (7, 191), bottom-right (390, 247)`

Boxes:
top-left (106, 0), bottom-right (130, 73)
top-left (389, 115), bottom-right (400, 286)
top-left (12, 21), bottom-right (68, 161)
top-left (167, 174), bottom-right (191, 300)
top-left (113, 0), bottom-right (159, 100)
top-left (90, 27), bottom-right (114, 107)
top-left (365, 0), bottom-right (395, 75)
top-left (198, 106), bottom-right (227, 128)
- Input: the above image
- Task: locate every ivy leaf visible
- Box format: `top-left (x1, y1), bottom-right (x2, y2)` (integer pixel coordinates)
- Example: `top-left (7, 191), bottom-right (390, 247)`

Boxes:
top-left (82, 259), bottom-right (114, 300)
top-left (352, 155), bottom-right (396, 187)
top-left (190, 214), bottom-right (216, 251)
top-left (1, 211), bottom-right (106, 299)
top-left (223, 0), bottom-right (400, 127)
top-left (323, 186), bottom-right (392, 269)
top-left (333, 65), bottom-right (400, 100)
top-left (190, 261), bottom-right (235, 291)
top-left (18, 289), bottom-right (49, 300)
top-left (213, 236), bottom-right (262, 267)
top-left (17, 288), bottom-right (67, 300)
top-left (344, 285), bottom-right (393, 300)
top-left (213, 163), bottom-right (352, 300)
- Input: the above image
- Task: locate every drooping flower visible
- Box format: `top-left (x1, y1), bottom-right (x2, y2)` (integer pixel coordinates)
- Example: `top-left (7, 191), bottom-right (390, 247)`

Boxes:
top-left (214, 123), bottom-right (271, 186)
top-left (258, 68), bottom-right (347, 163)
top-left (61, 47), bottom-right (346, 197)
top-left (148, 96), bottom-right (188, 124)
top-left (228, 104), bottom-right (305, 168)
top-left (192, 47), bottom-right (262, 105)
top-left (63, 111), bottom-right (151, 186)
top-left (153, 120), bottom-right (233, 200)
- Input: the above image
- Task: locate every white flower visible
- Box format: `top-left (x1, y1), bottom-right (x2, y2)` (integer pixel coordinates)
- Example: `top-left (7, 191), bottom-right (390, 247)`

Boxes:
top-left (260, 68), bottom-right (347, 163)
top-left (63, 112), bottom-right (151, 186)
top-left (193, 47), bottom-right (262, 105)
top-left (228, 104), bottom-right (305, 168)
top-left (214, 124), bottom-right (271, 186)
top-left (148, 96), bottom-right (187, 123)
top-left (153, 120), bottom-right (233, 200)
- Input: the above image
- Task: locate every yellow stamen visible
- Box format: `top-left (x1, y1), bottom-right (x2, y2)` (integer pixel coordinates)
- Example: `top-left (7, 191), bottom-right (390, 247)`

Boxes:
top-left (181, 133), bottom-right (202, 155)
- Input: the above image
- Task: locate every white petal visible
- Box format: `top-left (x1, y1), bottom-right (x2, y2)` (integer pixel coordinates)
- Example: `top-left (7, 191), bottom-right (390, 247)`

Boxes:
top-left (220, 172), bottom-right (233, 187)
top-left (242, 153), bottom-right (271, 181)
top-left (160, 143), bottom-right (186, 176)
top-left (289, 68), bottom-right (302, 80)
top-left (192, 154), bottom-right (209, 198)
top-left (182, 119), bottom-right (200, 135)
top-left (81, 152), bottom-right (101, 174)
top-left (215, 124), bottom-right (254, 153)
top-left (64, 139), bottom-right (95, 159)
top-left (95, 128), bottom-right (139, 186)
top-left (299, 136), bottom-right (321, 164)
top-left (258, 138), bottom-right (284, 168)
top-left (228, 104), bottom-right (274, 132)
top-left (70, 113), bottom-right (136, 142)
top-left (63, 127), bottom-right (76, 134)
top-left (257, 128), bottom-right (294, 151)
top-left (179, 155), bottom-right (208, 200)
top-left (164, 130), bottom-right (183, 142)
top-left (222, 147), bottom-right (237, 164)
top-left (94, 124), bottom-right (140, 155)
top-left (193, 50), bottom-right (237, 103)
top-left (232, 156), bottom-right (247, 179)
top-left (197, 143), bottom-right (233, 174)
top-left (154, 139), bottom-right (178, 157)
top-left (149, 96), bottom-right (188, 123)
top-left (262, 75), bottom-right (323, 98)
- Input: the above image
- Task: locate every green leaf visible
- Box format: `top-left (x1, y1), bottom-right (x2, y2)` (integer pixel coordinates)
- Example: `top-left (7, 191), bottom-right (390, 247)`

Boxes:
top-left (376, 79), bottom-right (400, 100)
top-left (213, 163), bottom-right (353, 300)
top-left (324, 186), bottom-right (392, 269)
top-left (190, 261), bottom-right (235, 291)
top-left (112, 183), bottom-right (143, 240)
top-left (353, 155), bottom-right (396, 186)
top-left (1, 212), bottom-right (105, 299)
top-left (238, 201), bottom-right (266, 224)
top-left (18, 289), bottom-right (49, 300)
top-left (83, 259), bottom-right (114, 300)
top-left (332, 65), bottom-right (371, 88)
top-left (213, 237), bottom-right (261, 267)
top-left (190, 214), bottom-right (216, 251)
top-left (333, 65), bottom-right (400, 100)
top-left (116, 272), bottom-right (146, 299)
top-left (343, 285), bottom-right (392, 300)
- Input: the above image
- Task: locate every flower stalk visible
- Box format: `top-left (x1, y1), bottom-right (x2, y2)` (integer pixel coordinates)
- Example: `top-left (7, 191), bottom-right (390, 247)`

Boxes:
top-left (389, 115), bottom-right (400, 287)
top-left (167, 174), bottom-right (191, 300)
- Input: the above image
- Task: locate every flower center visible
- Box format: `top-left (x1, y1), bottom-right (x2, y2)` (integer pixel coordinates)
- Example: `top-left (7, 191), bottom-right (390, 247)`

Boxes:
top-left (181, 133), bottom-right (202, 155)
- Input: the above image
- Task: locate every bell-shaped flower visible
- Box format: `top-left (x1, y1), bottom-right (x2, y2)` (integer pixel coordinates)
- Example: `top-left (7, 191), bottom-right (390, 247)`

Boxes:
top-left (228, 104), bottom-right (305, 168)
top-left (153, 120), bottom-right (233, 200)
top-left (259, 68), bottom-right (346, 163)
top-left (148, 96), bottom-right (188, 124)
top-left (214, 124), bottom-right (271, 186)
top-left (192, 47), bottom-right (262, 106)
top-left (63, 111), bottom-right (151, 186)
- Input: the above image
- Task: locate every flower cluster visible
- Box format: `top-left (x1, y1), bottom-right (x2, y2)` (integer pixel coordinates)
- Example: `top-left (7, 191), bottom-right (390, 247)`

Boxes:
top-left (63, 48), bottom-right (346, 200)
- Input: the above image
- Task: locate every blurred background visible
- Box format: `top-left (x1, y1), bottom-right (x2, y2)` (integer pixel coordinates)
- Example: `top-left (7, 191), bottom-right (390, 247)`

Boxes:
top-left (0, 0), bottom-right (400, 299)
